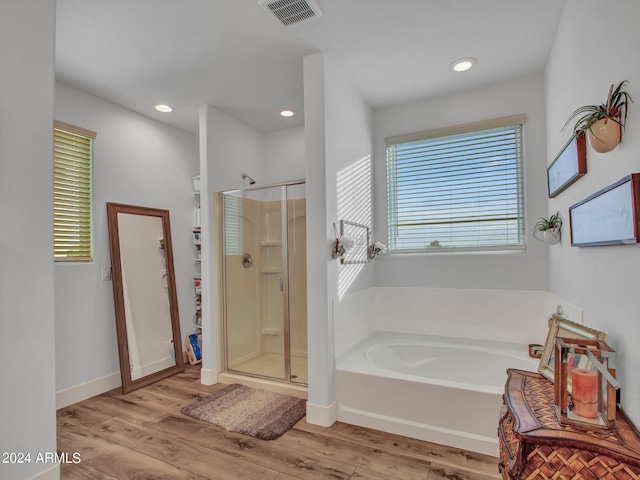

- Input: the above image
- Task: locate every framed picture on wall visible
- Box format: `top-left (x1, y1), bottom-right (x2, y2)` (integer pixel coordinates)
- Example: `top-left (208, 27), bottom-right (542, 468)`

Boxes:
top-left (547, 133), bottom-right (587, 198)
top-left (569, 173), bottom-right (640, 247)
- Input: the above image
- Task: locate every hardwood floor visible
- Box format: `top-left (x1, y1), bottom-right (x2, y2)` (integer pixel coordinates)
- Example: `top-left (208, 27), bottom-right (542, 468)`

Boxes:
top-left (56, 366), bottom-right (501, 480)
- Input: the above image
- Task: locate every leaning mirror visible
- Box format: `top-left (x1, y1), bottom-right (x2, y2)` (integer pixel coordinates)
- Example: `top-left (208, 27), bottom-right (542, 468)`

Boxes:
top-left (107, 202), bottom-right (184, 393)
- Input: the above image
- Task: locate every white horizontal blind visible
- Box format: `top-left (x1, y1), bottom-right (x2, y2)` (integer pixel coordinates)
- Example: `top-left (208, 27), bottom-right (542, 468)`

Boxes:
top-left (54, 123), bottom-right (95, 261)
top-left (387, 123), bottom-right (524, 252)
top-left (223, 194), bottom-right (243, 256)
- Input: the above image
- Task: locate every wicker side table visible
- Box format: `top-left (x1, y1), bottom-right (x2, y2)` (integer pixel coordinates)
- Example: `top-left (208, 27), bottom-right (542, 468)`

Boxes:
top-left (498, 369), bottom-right (640, 480)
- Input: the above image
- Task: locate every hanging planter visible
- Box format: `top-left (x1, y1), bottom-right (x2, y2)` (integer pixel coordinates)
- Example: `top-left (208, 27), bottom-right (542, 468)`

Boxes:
top-left (563, 81), bottom-right (632, 153)
top-left (588, 117), bottom-right (621, 153)
top-left (533, 212), bottom-right (563, 245)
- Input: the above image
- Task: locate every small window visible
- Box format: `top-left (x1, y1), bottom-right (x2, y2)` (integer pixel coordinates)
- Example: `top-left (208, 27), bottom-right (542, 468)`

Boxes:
top-left (223, 193), bottom-right (243, 256)
top-left (386, 115), bottom-right (525, 253)
top-left (54, 121), bottom-right (96, 262)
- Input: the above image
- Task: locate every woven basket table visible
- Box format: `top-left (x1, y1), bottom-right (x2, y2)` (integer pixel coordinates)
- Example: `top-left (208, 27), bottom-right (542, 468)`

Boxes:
top-left (498, 369), bottom-right (640, 480)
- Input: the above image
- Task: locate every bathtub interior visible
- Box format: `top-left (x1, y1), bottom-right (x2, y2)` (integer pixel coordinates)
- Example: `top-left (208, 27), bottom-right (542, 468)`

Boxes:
top-left (360, 334), bottom-right (539, 392)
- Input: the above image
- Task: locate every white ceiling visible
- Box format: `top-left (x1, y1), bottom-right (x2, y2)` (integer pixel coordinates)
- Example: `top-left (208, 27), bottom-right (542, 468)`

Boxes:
top-left (55, 0), bottom-right (567, 135)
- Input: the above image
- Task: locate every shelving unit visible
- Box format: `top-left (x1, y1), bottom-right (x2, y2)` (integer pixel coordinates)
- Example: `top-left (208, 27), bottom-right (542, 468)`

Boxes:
top-left (192, 187), bottom-right (202, 332)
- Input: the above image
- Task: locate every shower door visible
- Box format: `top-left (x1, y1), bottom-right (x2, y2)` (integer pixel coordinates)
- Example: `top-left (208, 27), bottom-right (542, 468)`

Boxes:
top-left (222, 181), bottom-right (307, 385)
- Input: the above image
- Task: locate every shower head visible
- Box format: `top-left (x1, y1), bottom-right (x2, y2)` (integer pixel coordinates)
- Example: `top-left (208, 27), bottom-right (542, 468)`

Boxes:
top-left (242, 173), bottom-right (256, 185)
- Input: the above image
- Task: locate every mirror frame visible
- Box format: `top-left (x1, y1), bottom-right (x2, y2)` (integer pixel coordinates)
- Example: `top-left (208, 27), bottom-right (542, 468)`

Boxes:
top-left (106, 202), bottom-right (184, 393)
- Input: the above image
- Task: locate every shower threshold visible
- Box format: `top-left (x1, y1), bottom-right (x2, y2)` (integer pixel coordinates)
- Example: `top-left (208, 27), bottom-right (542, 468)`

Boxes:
top-left (229, 352), bottom-right (308, 385)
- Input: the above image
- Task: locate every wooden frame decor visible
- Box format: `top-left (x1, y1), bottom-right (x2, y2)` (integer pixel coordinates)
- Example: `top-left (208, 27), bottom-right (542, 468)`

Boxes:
top-left (538, 314), bottom-right (608, 381)
top-left (569, 173), bottom-right (640, 247)
top-left (547, 133), bottom-right (587, 198)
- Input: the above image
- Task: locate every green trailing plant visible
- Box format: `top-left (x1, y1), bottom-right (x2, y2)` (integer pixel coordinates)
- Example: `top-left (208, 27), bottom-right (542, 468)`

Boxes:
top-left (563, 81), bottom-right (632, 137)
top-left (535, 212), bottom-right (563, 232)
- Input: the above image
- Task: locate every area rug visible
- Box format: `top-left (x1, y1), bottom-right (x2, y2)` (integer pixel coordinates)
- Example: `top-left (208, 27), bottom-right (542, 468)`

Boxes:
top-left (181, 384), bottom-right (306, 440)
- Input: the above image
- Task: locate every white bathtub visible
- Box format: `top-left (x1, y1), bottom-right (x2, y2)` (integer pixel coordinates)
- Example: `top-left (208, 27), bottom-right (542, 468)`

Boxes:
top-left (335, 331), bottom-right (539, 456)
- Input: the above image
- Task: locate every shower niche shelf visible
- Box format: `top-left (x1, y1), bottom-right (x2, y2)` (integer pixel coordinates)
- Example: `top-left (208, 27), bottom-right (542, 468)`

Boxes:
top-left (260, 240), bottom-right (281, 247)
top-left (261, 267), bottom-right (282, 274)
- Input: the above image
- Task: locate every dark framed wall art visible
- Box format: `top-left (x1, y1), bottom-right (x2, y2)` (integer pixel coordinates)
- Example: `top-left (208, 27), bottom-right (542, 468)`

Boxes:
top-left (547, 133), bottom-right (587, 198)
top-left (569, 173), bottom-right (640, 247)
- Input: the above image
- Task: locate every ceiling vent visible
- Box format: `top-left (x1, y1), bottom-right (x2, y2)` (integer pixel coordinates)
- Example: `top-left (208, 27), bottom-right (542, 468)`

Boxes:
top-left (258, 0), bottom-right (323, 27)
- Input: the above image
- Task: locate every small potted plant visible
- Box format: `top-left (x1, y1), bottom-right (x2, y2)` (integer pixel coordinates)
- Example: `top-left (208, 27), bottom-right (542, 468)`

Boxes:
top-left (563, 81), bottom-right (632, 153)
top-left (332, 234), bottom-right (354, 259)
top-left (368, 241), bottom-right (387, 259)
top-left (534, 212), bottom-right (563, 245)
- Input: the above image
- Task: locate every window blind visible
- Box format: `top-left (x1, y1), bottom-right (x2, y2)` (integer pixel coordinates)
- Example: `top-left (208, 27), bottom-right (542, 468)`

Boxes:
top-left (223, 194), bottom-right (243, 256)
top-left (54, 122), bottom-right (95, 261)
top-left (386, 122), bottom-right (524, 253)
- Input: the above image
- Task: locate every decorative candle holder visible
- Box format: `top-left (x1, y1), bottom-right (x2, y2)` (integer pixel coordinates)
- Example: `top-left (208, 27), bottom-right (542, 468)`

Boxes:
top-left (553, 337), bottom-right (620, 430)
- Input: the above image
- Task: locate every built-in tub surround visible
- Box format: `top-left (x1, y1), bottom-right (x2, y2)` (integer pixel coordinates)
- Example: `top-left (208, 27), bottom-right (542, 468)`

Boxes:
top-left (337, 332), bottom-right (538, 456)
top-left (334, 287), bottom-right (583, 359)
top-left (333, 287), bottom-right (583, 456)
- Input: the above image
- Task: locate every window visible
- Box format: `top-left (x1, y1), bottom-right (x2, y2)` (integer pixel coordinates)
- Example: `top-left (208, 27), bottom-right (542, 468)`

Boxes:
top-left (386, 114), bottom-right (525, 253)
top-left (223, 193), bottom-right (243, 256)
top-left (54, 121), bottom-right (96, 262)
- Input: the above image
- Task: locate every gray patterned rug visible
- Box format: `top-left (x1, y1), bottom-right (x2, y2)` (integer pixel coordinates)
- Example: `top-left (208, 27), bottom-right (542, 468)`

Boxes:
top-left (181, 383), bottom-right (306, 440)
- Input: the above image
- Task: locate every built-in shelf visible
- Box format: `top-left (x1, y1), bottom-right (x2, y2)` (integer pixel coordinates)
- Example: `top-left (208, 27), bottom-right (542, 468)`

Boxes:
top-left (191, 185), bottom-right (202, 358)
top-left (260, 240), bottom-right (281, 247)
top-left (261, 267), bottom-right (282, 274)
top-left (262, 327), bottom-right (282, 336)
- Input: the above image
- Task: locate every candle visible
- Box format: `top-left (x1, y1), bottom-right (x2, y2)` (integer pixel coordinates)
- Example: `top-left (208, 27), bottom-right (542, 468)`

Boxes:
top-left (572, 368), bottom-right (598, 418)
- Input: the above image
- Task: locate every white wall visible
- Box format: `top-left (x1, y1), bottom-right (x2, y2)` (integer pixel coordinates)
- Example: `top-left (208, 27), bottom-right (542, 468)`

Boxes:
top-left (304, 52), bottom-right (374, 424)
top-left (0, 1), bottom-right (58, 479)
top-left (263, 126), bottom-right (306, 185)
top-left (54, 82), bottom-right (199, 396)
top-left (545, 0), bottom-right (640, 427)
top-left (373, 75), bottom-right (550, 291)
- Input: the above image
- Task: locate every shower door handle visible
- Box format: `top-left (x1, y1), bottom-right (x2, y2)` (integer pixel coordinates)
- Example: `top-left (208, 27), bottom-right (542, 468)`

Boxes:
top-left (279, 276), bottom-right (284, 292)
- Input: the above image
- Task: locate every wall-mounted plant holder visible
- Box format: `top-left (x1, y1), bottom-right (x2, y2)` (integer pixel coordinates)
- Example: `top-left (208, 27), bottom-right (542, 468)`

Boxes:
top-left (533, 212), bottom-right (563, 245)
top-left (339, 220), bottom-right (370, 264)
top-left (563, 80), bottom-right (631, 154)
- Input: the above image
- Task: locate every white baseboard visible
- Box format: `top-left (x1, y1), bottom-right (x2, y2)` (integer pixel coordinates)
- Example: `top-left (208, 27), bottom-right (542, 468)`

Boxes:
top-left (56, 372), bottom-right (121, 410)
top-left (337, 403), bottom-right (499, 457)
top-left (305, 400), bottom-right (337, 427)
top-left (200, 368), bottom-right (218, 385)
top-left (28, 464), bottom-right (60, 480)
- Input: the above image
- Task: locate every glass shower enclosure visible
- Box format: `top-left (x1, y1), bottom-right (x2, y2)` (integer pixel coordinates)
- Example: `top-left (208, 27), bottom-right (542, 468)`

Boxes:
top-left (221, 181), bottom-right (307, 385)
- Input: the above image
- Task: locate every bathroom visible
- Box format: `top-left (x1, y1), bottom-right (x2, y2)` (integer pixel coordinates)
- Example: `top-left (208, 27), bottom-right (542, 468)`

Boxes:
top-left (5, 2), bottom-right (640, 478)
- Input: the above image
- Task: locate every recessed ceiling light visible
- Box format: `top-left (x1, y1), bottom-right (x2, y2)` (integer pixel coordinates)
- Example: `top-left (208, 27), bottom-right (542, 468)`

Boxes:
top-left (280, 108), bottom-right (296, 117)
top-left (449, 57), bottom-right (477, 72)
top-left (155, 104), bottom-right (173, 113)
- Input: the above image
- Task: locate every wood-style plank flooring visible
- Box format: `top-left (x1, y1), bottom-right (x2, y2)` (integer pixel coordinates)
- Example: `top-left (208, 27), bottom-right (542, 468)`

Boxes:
top-left (56, 366), bottom-right (501, 480)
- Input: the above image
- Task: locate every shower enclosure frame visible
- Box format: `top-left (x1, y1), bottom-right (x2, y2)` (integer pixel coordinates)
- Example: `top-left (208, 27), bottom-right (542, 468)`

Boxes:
top-left (219, 179), bottom-right (306, 387)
